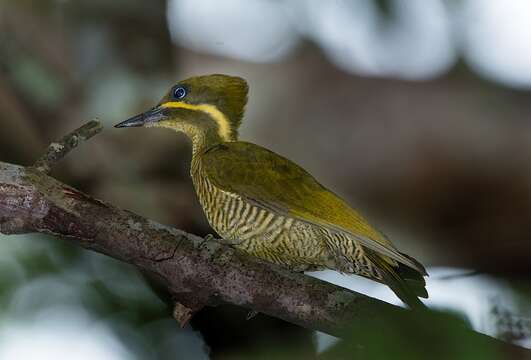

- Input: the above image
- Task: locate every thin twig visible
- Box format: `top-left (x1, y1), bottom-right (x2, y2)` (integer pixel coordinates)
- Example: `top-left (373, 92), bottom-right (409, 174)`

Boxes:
top-left (32, 120), bottom-right (103, 174)
top-left (173, 302), bottom-right (194, 328)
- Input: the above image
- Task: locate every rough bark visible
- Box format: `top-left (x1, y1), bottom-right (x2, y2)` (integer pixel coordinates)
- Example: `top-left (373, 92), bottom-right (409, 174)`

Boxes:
top-left (0, 121), bottom-right (528, 358)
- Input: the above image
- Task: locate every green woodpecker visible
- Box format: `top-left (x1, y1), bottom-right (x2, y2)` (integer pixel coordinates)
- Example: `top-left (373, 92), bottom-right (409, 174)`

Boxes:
top-left (115, 74), bottom-right (428, 308)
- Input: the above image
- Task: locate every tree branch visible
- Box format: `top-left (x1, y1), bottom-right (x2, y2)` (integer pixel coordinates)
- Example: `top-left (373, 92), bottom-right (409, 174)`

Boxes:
top-left (0, 122), bottom-right (528, 358)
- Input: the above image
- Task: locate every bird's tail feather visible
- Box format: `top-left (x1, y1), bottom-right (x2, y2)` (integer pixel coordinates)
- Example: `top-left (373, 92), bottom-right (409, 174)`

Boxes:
top-left (365, 250), bottom-right (428, 310)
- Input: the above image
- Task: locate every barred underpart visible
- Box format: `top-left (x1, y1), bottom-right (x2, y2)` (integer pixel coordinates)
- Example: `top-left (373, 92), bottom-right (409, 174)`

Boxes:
top-left (191, 158), bottom-right (382, 281)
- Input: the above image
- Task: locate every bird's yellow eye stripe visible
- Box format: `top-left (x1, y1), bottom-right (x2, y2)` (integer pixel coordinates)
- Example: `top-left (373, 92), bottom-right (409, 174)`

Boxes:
top-left (160, 101), bottom-right (232, 141)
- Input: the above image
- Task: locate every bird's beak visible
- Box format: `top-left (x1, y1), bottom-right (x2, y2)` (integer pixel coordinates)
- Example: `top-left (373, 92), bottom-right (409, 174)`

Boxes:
top-left (114, 107), bottom-right (167, 128)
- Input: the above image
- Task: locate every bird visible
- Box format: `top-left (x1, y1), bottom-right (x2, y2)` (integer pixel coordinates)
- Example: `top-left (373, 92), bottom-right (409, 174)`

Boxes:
top-left (115, 74), bottom-right (428, 308)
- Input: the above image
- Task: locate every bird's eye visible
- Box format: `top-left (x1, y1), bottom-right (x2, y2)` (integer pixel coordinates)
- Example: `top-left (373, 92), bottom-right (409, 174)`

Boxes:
top-left (173, 86), bottom-right (187, 99)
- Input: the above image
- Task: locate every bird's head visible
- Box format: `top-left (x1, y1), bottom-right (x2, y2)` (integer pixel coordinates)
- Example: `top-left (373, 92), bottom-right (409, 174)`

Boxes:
top-left (115, 74), bottom-right (248, 143)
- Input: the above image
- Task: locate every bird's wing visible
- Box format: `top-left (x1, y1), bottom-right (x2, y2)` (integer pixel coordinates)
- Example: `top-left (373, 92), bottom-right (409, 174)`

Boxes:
top-left (200, 142), bottom-right (424, 273)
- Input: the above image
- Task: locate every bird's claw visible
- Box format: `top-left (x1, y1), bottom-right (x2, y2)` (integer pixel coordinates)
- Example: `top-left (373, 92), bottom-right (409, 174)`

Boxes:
top-left (198, 233), bottom-right (216, 249)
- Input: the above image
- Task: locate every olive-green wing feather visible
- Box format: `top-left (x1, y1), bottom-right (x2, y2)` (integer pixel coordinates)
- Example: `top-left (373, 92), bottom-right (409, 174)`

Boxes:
top-left (200, 142), bottom-right (425, 274)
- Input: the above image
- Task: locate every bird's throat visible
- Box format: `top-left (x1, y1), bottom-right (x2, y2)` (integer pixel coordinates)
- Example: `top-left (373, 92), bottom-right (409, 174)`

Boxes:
top-left (178, 122), bottom-right (224, 156)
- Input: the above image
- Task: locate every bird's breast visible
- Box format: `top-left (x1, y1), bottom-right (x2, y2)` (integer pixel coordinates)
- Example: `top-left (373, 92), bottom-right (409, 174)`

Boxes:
top-left (192, 169), bottom-right (284, 243)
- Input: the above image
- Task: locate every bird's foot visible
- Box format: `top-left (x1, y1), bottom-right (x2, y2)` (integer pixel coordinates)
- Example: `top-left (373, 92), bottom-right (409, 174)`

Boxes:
top-left (197, 234), bottom-right (216, 249)
top-left (289, 264), bottom-right (312, 273)
top-left (197, 234), bottom-right (237, 250)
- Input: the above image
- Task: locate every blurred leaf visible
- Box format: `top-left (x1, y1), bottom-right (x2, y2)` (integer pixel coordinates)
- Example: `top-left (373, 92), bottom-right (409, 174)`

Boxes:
top-left (321, 309), bottom-right (502, 360)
